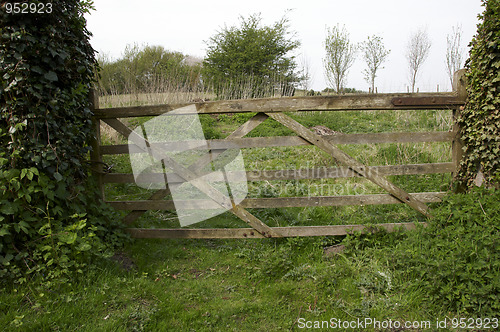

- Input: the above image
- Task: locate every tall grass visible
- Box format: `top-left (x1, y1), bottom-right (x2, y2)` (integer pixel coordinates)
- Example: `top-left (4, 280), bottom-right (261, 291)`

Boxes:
top-left (97, 67), bottom-right (297, 109)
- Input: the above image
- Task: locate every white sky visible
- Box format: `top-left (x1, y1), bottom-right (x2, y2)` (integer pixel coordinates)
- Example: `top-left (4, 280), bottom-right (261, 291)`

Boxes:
top-left (86, 0), bottom-right (483, 92)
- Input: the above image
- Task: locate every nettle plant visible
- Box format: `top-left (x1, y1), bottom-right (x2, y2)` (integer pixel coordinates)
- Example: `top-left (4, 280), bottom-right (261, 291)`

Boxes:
top-left (458, 0), bottom-right (500, 190)
top-left (0, 1), bottom-right (124, 284)
top-left (391, 188), bottom-right (500, 316)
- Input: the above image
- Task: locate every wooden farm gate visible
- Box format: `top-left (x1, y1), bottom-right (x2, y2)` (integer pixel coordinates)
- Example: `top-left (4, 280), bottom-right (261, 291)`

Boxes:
top-left (90, 70), bottom-right (467, 239)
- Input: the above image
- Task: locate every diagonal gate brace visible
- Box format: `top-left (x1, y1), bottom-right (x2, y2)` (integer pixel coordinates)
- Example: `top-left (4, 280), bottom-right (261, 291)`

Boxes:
top-left (266, 112), bottom-right (432, 218)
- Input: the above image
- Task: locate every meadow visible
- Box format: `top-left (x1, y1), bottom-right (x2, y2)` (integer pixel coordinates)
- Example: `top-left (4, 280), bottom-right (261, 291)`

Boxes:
top-left (1, 92), bottom-right (498, 331)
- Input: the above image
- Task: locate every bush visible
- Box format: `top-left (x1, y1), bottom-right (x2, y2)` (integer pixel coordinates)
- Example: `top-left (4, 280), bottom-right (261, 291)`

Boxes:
top-left (202, 13), bottom-right (301, 100)
top-left (388, 188), bottom-right (500, 316)
top-left (0, 1), bottom-right (126, 285)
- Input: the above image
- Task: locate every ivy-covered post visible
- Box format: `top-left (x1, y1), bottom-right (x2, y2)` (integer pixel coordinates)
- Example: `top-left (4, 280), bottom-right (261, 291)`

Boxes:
top-left (456, 0), bottom-right (500, 191)
top-left (452, 69), bottom-right (466, 186)
top-left (0, 1), bottom-right (123, 283)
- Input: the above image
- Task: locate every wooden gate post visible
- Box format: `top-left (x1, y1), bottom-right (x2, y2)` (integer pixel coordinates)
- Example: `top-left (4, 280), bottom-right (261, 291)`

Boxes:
top-left (89, 88), bottom-right (105, 199)
top-left (452, 69), bottom-right (467, 182)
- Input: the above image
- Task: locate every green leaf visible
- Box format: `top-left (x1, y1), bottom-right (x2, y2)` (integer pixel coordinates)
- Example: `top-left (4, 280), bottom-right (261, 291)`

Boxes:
top-left (59, 232), bottom-right (77, 244)
top-left (44, 71), bottom-right (58, 82)
top-left (53, 172), bottom-right (63, 182)
top-left (31, 66), bottom-right (44, 74)
top-left (18, 221), bottom-right (30, 234)
top-left (77, 242), bottom-right (92, 251)
top-left (30, 167), bottom-right (39, 176)
top-left (1, 203), bottom-right (18, 215)
top-left (1, 254), bottom-right (14, 264)
top-left (0, 225), bottom-right (10, 237)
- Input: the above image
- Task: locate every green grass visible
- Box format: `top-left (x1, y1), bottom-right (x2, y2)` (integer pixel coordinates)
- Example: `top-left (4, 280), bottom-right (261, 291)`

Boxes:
top-left (7, 203), bottom-right (497, 332)
top-left (0, 236), bottom-right (448, 331)
top-left (5, 99), bottom-right (496, 331)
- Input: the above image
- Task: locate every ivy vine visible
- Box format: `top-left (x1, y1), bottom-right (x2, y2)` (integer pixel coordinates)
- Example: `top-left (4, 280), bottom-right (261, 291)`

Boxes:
top-left (0, 1), bottom-right (125, 284)
top-left (458, 0), bottom-right (500, 190)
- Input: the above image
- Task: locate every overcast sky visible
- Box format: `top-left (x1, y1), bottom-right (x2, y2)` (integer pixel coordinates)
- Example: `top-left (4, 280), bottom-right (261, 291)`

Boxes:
top-left (86, 0), bottom-right (483, 92)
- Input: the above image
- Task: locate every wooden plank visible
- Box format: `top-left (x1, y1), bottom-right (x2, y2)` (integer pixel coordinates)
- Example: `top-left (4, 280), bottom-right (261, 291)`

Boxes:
top-left (101, 131), bottom-right (454, 155)
top-left (246, 163), bottom-right (454, 181)
top-left (107, 191), bottom-right (446, 210)
top-left (325, 131), bottom-right (453, 145)
top-left (241, 192), bottom-right (445, 208)
top-left (451, 69), bottom-right (467, 184)
top-left (226, 112), bottom-right (269, 139)
top-left (103, 163), bottom-right (455, 184)
top-left (92, 92), bottom-right (464, 119)
top-left (126, 222), bottom-right (427, 239)
top-left (230, 205), bottom-right (278, 238)
top-left (267, 112), bottom-right (433, 218)
top-left (451, 108), bottom-right (464, 176)
top-left (453, 69), bottom-right (468, 100)
top-left (102, 137), bottom-right (302, 154)
top-left (391, 96), bottom-right (463, 107)
top-left (88, 89), bottom-right (105, 199)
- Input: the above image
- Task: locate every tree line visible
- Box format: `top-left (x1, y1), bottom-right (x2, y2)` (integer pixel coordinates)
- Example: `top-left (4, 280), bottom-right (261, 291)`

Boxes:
top-left (97, 44), bottom-right (203, 96)
top-left (96, 13), bottom-right (466, 99)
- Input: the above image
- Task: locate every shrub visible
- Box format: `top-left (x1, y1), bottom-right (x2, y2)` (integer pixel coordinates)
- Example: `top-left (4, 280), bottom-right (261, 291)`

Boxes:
top-left (389, 188), bottom-right (500, 316)
top-left (202, 13), bottom-right (301, 100)
top-left (0, 1), bottom-right (126, 285)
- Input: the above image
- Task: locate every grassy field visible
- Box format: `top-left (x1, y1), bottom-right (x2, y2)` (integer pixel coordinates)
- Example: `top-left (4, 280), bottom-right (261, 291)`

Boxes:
top-left (2, 94), bottom-right (498, 331)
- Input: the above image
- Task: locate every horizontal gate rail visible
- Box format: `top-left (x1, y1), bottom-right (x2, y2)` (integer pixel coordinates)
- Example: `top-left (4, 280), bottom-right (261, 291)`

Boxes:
top-left (102, 163), bottom-right (455, 184)
top-left (127, 222), bottom-right (425, 239)
top-left (108, 192), bottom-right (446, 211)
top-left (100, 131), bottom-right (454, 155)
top-left (93, 92), bottom-right (462, 119)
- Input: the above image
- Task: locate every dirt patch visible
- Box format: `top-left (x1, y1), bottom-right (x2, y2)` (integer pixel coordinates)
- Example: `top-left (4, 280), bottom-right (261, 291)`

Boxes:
top-left (323, 244), bottom-right (346, 257)
top-left (311, 125), bottom-right (342, 136)
top-left (111, 251), bottom-right (137, 272)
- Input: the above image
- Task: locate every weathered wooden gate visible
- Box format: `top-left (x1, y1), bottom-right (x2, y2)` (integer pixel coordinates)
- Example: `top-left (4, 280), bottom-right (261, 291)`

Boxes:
top-left (90, 70), bottom-right (466, 239)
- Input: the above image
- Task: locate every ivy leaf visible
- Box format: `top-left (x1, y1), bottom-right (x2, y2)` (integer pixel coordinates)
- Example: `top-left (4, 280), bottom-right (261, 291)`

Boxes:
top-left (32, 66), bottom-right (44, 74)
top-left (44, 71), bottom-right (58, 82)
top-left (0, 225), bottom-right (10, 237)
top-left (1, 202), bottom-right (17, 215)
top-left (53, 172), bottom-right (63, 182)
top-left (18, 221), bottom-right (30, 234)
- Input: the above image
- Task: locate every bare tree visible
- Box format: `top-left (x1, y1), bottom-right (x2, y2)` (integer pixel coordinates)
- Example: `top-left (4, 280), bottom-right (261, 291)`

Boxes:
top-left (406, 28), bottom-right (432, 93)
top-left (361, 35), bottom-right (390, 93)
top-left (323, 24), bottom-right (357, 94)
top-left (298, 52), bottom-right (314, 92)
top-left (446, 24), bottom-right (465, 88)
